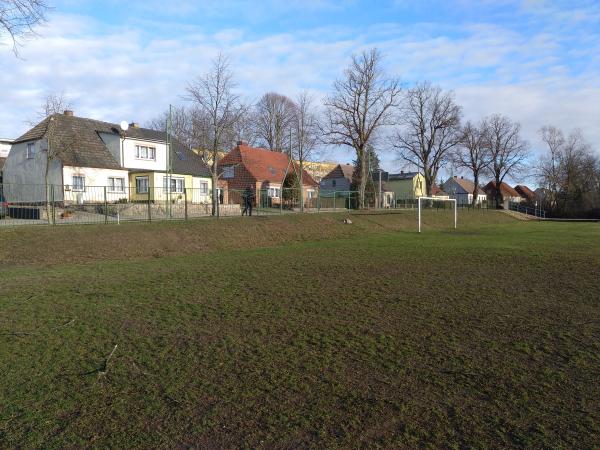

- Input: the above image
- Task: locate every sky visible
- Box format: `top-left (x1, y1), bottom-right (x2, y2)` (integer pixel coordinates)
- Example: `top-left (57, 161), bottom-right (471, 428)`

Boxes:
top-left (1, 0), bottom-right (599, 181)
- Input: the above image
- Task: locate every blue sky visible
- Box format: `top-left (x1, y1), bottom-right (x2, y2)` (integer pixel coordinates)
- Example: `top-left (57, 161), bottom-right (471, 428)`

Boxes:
top-left (1, 0), bottom-right (599, 179)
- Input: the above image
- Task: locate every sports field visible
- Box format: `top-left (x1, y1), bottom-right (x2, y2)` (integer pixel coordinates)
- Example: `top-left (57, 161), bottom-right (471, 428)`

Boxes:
top-left (1, 211), bottom-right (598, 448)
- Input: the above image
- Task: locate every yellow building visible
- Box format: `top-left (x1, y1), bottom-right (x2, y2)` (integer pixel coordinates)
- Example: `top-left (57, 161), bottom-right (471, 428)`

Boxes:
top-left (385, 171), bottom-right (426, 199)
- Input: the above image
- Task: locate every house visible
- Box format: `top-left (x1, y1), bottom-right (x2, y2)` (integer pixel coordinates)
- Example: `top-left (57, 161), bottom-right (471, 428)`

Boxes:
top-left (0, 138), bottom-right (12, 184)
top-left (514, 185), bottom-right (536, 203)
top-left (218, 142), bottom-right (318, 207)
top-left (431, 184), bottom-right (450, 199)
top-left (320, 164), bottom-right (354, 192)
top-left (442, 176), bottom-right (487, 205)
top-left (483, 181), bottom-right (522, 206)
top-left (3, 110), bottom-right (212, 204)
top-left (385, 171), bottom-right (426, 200)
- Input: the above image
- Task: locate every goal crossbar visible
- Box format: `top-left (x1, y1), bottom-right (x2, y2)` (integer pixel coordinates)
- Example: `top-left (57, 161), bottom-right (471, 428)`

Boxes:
top-left (418, 197), bottom-right (457, 233)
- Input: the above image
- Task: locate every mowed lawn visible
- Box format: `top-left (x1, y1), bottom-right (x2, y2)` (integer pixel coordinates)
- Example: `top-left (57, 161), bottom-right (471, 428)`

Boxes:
top-left (0, 211), bottom-right (599, 449)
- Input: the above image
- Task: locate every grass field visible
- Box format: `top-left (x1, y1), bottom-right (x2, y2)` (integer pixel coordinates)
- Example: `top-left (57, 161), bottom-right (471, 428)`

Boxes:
top-left (1, 211), bottom-right (599, 449)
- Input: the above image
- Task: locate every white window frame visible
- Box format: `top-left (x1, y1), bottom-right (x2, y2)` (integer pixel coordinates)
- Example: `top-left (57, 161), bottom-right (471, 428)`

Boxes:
top-left (136, 176), bottom-right (149, 194)
top-left (200, 181), bottom-right (208, 194)
top-left (135, 145), bottom-right (156, 161)
top-left (223, 166), bottom-right (234, 179)
top-left (163, 176), bottom-right (185, 194)
top-left (307, 190), bottom-right (315, 199)
top-left (268, 187), bottom-right (281, 198)
top-left (108, 177), bottom-right (125, 193)
top-left (72, 175), bottom-right (85, 192)
top-left (26, 143), bottom-right (36, 159)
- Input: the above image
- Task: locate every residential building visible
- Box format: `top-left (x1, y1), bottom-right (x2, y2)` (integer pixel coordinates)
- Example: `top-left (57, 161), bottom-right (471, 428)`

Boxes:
top-left (443, 176), bottom-right (488, 205)
top-left (320, 164), bottom-right (354, 192)
top-left (0, 138), bottom-right (12, 184)
top-left (431, 184), bottom-right (450, 199)
top-left (218, 142), bottom-right (318, 206)
top-left (483, 181), bottom-right (522, 206)
top-left (514, 185), bottom-right (536, 203)
top-left (385, 171), bottom-right (426, 200)
top-left (3, 111), bottom-right (211, 204)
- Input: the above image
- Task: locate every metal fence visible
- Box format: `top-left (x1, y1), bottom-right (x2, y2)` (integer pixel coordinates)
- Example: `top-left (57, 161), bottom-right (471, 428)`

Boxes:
top-left (509, 201), bottom-right (546, 219)
top-left (0, 183), bottom-right (493, 227)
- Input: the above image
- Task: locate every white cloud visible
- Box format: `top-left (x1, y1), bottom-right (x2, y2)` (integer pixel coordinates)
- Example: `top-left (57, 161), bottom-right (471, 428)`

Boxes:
top-left (1, 5), bottom-right (599, 179)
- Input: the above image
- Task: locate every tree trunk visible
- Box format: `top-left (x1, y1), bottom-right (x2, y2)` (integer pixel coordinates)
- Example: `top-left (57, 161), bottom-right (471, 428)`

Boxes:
top-left (299, 160), bottom-right (304, 212)
top-left (471, 173), bottom-right (479, 208)
top-left (359, 152), bottom-right (368, 209)
top-left (495, 174), bottom-right (502, 209)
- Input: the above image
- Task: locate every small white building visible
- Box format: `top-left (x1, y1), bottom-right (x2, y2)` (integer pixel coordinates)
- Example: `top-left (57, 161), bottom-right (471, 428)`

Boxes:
top-left (0, 138), bottom-right (13, 184)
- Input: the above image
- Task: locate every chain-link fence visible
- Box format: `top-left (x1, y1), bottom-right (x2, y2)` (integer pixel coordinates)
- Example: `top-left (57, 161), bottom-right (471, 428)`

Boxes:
top-left (0, 183), bottom-right (494, 227)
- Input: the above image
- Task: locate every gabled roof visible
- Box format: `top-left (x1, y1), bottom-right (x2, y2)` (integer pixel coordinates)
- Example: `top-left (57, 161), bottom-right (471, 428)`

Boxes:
top-left (13, 113), bottom-right (211, 177)
top-left (323, 164), bottom-right (354, 182)
top-left (219, 143), bottom-right (318, 186)
top-left (431, 184), bottom-right (448, 196)
top-left (445, 176), bottom-right (486, 195)
top-left (483, 181), bottom-right (520, 198)
top-left (388, 171), bottom-right (420, 181)
top-left (514, 185), bottom-right (536, 201)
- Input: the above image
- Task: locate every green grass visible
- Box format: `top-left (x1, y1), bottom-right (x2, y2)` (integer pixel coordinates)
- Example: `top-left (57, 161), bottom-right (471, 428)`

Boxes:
top-left (1, 211), bottom-right (599, 449)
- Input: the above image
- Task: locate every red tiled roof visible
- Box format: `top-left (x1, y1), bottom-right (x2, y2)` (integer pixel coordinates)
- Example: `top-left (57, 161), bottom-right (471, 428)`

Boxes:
top-left (483, 181), bottom-right (520, 197)
top-left (219, 144), bottom-right (318, 186)
top-left (431, 184), bottom-right (447, 196)
top-left (449, 176), bottom-right (486, 195)
top-left (514, 185), bottom-right (536, 201)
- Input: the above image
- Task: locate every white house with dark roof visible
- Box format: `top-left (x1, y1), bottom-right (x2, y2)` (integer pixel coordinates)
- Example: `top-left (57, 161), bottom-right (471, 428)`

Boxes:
top-left (3, 111), bottom-right (212, 204)
top-left (320, 164), bottom-right (354, 192)
top-left (443, 176), bottom-right (487, 205)
top-left (0, 138), bottom-right (12, 184)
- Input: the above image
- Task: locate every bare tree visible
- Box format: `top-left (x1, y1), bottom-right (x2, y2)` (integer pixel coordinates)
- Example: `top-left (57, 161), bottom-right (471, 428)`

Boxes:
top-left (393, 82), bottom-right (462, 196)
top-left (146, 105), bottom-right (194, 149)
top-left (538, 125), bottom-right (565, 209)
top-left (485, 114), bottom-right (529, 207)
top-left (290, 92), bottom-right (319, 212)
top-left (0, 0), bottom-right (49, 54)
top-left (322, 48), bottom-right (401, 208)
top-left (254, 92), bottom-right (297, 152)
top-left (29, 91), bottom-right (71, 125)
top-left (185, 53), bottom-right (246, 216)
top-left (452, 120), bottom-right (491, 207)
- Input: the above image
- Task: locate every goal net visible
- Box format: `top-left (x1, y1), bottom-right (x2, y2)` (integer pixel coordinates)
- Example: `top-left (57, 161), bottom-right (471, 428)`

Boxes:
top-left (417, 197), bottom-right (457, 233)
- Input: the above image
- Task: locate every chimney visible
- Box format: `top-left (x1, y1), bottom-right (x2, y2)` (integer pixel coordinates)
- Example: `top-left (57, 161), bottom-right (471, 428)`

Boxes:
top-left (237, 140), bottom-right (247, 146)
top-left (129, 122), bottom-right (140, 128)
top-left (400, 170), bottom-right (404, 174)
top-left (461, 176), bottom-right (464, 179)
top-left (453, 175), bottom-right (457, 178)
top-left (63, 110), bottom-right (74, 116)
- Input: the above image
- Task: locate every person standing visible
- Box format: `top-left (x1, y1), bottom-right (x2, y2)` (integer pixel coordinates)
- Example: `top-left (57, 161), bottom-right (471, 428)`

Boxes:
top-left (242, 186), bottom-right (254, 216)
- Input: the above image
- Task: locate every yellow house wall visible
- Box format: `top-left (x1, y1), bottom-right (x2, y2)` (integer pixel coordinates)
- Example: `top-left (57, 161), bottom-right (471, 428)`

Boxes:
top-left (129, 172), bottom-right (211, 203)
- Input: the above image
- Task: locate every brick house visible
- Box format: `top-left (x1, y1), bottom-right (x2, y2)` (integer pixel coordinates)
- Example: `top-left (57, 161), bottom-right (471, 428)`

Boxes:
top-left (218, 142), bottom-right (318, 207)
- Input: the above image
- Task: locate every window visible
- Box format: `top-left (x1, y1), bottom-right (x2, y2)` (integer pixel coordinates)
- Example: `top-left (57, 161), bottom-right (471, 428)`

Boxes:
top-left (135, 145), bottom-right (156, 160)
top-left (307, 190), bottom-right (315, 199)
top-left (268, 187), bottom-right (280, 198)
top-left (163, 177), bottom-right (184, 193)
top-left (223, 166), bottom-right (234, 179)
top-left (26, 143), bottom-right (36, 159)
top-left (200, 182), bottom-right (208, 194)
top-left (136, 176), bottom-right (149, 194)
top-left (72, 176), bottom-right (85, 192)
top-left (332, 179), bottom-right (336, 187)
top-left (108, 177), bottom-right (125, 193)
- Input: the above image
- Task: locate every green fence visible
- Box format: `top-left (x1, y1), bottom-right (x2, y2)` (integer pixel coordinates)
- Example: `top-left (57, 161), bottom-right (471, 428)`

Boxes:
top-left (0, 183), bottom-right (493, 227)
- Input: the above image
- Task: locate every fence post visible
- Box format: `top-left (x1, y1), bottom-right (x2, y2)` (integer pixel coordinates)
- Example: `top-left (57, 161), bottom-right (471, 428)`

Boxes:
top-left (147, 189), bottom-right (151, 222)
top-left (334, 191), bottom-right (336, 210)
top-left (51, 185), bottom-right (56, 225)
top-left (104, 186), bottom-right (108, 224)
top-left (184, 187), bottom-right (188, 220)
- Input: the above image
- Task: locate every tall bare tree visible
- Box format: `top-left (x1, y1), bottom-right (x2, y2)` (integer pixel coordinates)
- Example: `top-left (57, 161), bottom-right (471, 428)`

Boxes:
top-left (485, 114), bottom-right (529, 207)
top-left (185, 53), bottom-right (246, 216)
top-left (393, 82), bottom-right (462, 196)
top-left (0, 0), bottom-right (49, 54)
top-left (290, 92), bottom-right (319, 212)
top-left (29, 91), bottom-right (71, 125)
top-left (254, 92), bottom-right (297, 152)
top-left (322, 48), bottom-right (401, 208)
top-left (146, 105), bottom-right (194, 149)
top-left (452, 120), bottom-right (491, 207)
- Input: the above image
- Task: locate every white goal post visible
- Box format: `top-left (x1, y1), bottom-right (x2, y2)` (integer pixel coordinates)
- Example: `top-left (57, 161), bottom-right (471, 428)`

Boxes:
top-left (418, 197), bottom-right (457, 233)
